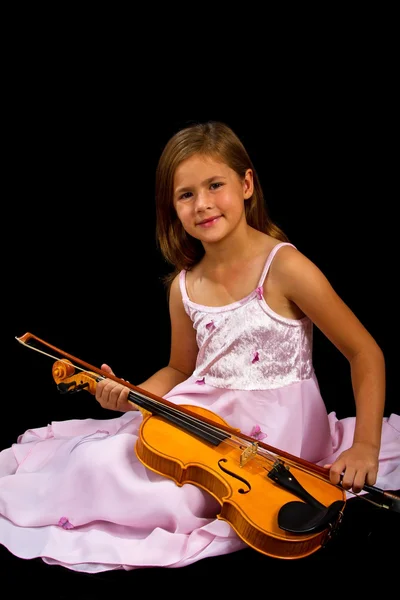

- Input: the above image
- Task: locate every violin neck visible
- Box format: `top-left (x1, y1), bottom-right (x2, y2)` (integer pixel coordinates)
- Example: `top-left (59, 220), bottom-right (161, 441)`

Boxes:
top-left (127, 390), bottom-right (230, 447)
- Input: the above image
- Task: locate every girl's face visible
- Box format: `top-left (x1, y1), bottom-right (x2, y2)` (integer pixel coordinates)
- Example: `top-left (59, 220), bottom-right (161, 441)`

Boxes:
top-left (173, 154), bottom-right (253, 244)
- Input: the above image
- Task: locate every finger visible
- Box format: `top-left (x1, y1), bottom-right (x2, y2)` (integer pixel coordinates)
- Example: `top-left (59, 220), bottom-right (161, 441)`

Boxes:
top-left (340, 466), bottom-right (356, 491)
top-left (365, 467), bottom-right (378, 487)
top-left (329, 460), bottom-right (346, 485)
top-left (351, 470), bottom-right (366, 494)
top-left (96, 379), bottom-right (119, 405)
top-left (94, 378), bottom-right (108, 402)
top-left (117, 388), bottom-right (131, 410)
top-left (101, 364), bottom-right (115, 376)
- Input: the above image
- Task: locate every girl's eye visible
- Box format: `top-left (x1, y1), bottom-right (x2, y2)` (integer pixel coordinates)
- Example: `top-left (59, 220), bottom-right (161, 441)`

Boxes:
top-left (177, 182), bottom-right (223, 201)
top-left (179, 192), bottom-right (193, 200)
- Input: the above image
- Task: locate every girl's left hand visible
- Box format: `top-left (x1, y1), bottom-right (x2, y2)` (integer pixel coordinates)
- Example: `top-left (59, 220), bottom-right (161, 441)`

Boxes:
top-left (324, 442), bottom-right (379, 494)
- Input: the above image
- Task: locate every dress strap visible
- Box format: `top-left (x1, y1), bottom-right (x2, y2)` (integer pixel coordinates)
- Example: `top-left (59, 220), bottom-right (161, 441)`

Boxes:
top-left (257, 242), bottom-right (296, 287)
top-left (179, 269), bottom-right (189, 302)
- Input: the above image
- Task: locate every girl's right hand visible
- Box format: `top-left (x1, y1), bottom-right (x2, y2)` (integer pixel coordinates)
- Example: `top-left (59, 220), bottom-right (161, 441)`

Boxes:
top-left (95, 364), bottom-right (136, 412)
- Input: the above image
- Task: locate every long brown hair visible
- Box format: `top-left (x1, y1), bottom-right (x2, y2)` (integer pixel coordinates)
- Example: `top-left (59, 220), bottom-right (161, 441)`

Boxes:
top-left (155, 121), bottom-right (288, 288)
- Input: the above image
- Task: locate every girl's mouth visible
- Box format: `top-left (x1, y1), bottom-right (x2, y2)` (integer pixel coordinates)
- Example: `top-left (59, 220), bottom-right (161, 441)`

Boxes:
top-left (197, 216), bottom-right (221, 228)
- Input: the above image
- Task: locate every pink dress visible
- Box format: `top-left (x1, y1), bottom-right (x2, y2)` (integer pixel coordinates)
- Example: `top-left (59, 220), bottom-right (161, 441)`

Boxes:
top-left (1, 243), bottom-right (399, 572)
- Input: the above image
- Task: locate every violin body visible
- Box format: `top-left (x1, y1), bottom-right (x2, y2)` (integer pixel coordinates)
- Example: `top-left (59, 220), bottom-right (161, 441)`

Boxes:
top-left (22, 334), bottom-right (399, 561)
top-left (137, 405), bottom-right (346, 559)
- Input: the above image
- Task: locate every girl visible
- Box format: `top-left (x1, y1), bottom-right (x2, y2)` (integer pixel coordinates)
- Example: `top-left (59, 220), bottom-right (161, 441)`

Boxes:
top-left (1, 121), bottom-right (399, 573)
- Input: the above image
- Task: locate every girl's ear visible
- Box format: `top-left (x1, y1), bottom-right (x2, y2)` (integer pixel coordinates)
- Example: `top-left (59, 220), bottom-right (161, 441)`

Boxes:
top-left (243, 169), bottom-right (254, 199)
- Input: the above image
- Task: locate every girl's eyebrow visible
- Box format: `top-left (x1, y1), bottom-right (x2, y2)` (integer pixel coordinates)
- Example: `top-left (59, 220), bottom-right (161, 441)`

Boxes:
top-left (175, 175), bottom-right (227, 195)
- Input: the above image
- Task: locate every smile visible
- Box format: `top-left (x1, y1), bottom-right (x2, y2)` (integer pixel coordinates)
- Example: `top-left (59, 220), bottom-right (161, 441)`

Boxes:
top-left (197, 216), bottom-right (221, 228)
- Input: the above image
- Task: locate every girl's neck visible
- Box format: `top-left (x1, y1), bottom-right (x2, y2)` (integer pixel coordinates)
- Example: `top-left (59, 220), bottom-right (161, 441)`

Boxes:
top-left (202, 226), bottom-right (267, 269)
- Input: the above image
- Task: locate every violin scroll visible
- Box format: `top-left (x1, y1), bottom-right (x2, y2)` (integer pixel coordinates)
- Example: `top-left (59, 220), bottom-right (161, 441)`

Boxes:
top-left (52, 360), bottom-right (100, 395)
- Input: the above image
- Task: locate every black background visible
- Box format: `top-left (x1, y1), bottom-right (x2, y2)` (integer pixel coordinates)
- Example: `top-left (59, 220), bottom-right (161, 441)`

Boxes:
top-left (9, 99), bottom-right (396, 442)
top-left (4, 25), bottom-right (399, 594)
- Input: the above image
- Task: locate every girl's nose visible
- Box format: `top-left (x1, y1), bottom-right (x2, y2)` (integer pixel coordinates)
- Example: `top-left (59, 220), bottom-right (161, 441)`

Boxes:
top-left (195, 190), bottom-right (213, 211)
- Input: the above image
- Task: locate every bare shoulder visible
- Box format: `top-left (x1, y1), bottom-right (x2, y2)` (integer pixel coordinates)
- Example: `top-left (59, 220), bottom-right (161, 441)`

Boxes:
top-left (270, 244), bottom-right (326, 289)
top-left (271, 244), bottom-right (381, 360)
top-left (168, 271), bottom-right (182, 301)
top-left (270, 244), bottom-right (340, 312)
top-left (263, 244), bottom-right (321, 319)
top-left (168, 271), bottom-right (198, 375)
top-left (168, 271), bottom-right (191, 318)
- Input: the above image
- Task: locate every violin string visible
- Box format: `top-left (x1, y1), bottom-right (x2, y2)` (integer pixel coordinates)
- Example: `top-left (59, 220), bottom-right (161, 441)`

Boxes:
top-left (219, 438), bottom-right (391, 507)
top-left (137, 394), bottom-right (317, 477)
top-left (126, 388), bottom-right (335, 483)
top-left (18, 337), bottom-right (234, 445)
top-left (108, 383), bottom-right (365, 496)
top-left (126, 389), bottom-right (284, 473)
top-left (127, 388), bottom-right (281, 464)
top-left (17, 336), bottom-right (395, 510)
top-left (15, 337), bottom-right (329, 473)
top-left (127, 391), bottom-right (386, 505)
top-left (14, 341), bottom-right (339, 483)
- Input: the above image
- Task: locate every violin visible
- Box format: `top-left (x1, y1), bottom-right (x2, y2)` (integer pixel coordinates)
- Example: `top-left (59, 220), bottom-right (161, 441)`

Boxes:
top-left (16, 332), bottom-right (400, 560)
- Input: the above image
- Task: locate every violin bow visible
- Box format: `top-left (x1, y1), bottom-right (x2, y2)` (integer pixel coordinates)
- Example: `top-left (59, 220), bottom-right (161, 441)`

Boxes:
top-left (15, 332), bottom-right (400, 513)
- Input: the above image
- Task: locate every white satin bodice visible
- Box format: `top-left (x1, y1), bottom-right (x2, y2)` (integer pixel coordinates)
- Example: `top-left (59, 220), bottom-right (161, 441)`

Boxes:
top-left (179, 243), bottom-right (314, 391)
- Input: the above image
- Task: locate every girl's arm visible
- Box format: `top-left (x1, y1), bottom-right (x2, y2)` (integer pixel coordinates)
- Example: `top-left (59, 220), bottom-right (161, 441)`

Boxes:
top-left (274, 246), bottom-right (385, 493)
top-left (135, 273), bottom-right (199, 396)
top-left (95, 274), bottom-right (198, 412)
